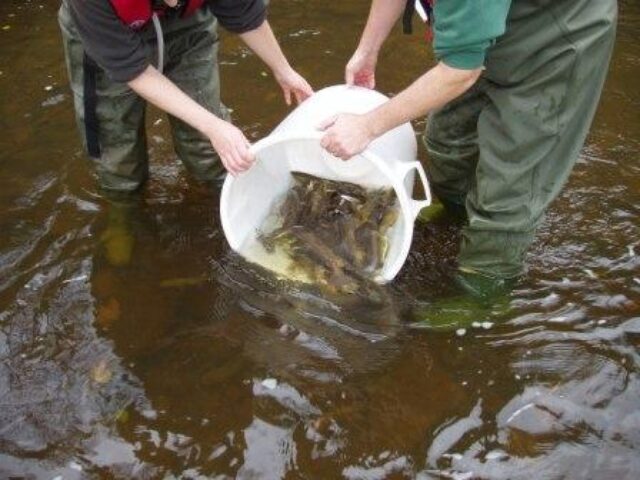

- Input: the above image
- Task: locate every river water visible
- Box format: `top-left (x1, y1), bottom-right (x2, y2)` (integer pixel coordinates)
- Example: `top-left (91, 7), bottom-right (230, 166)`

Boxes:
top-left (0, 1), bottom-right (639, 478)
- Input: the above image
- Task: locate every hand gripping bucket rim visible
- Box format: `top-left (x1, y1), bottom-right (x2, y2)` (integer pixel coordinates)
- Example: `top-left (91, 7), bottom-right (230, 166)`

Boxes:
top-left (220, 130), bottom-right (432, 284)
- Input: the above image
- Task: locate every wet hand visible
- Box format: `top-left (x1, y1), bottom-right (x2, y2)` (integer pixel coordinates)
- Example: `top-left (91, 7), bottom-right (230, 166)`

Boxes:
top-left (345, 50), bottom-right (377, 89)
top-left (206, 121), bottom-right (254, 176)
top-left (274, 67), bottom-right (313, 106)
top-left (318, 113), bottom-right (375, 160)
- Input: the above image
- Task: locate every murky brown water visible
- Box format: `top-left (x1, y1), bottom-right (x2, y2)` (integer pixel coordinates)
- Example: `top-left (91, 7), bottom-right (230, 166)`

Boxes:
top-left (1, 1), bottom-right (639, 478)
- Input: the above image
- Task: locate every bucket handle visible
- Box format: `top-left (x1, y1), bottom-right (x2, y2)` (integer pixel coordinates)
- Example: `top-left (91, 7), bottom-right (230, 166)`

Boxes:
top-left (395, 161), bottom-right (432, 219)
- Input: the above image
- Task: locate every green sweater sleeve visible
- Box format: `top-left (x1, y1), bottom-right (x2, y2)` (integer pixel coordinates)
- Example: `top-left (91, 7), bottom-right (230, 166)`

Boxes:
top-left (432, 0), bottom-right (512, 70)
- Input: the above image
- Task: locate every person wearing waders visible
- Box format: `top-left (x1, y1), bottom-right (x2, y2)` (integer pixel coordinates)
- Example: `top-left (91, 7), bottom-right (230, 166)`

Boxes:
top-left (59, 0), bottom-right (312, 187)
top-left (58, 0), bottom-right (312, 267)
top-left (319, 0), bottom-right (617, 328)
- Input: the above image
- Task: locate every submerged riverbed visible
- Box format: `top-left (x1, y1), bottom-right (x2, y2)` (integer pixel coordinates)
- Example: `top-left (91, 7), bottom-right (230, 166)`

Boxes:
top-left (1, 0), bottom-right (639, 478)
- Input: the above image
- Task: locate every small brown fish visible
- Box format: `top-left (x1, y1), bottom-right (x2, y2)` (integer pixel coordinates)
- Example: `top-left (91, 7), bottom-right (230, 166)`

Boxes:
top-left (256, 171), bottom-right (399, 291)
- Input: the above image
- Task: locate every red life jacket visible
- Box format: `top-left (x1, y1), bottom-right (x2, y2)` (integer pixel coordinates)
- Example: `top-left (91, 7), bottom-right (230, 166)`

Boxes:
top-left (109, 0), bottom-right (206, 30)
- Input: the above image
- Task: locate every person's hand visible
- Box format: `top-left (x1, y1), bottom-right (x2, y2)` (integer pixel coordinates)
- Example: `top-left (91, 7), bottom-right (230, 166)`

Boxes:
top-left (345, 49), bottom-right (378, 89)
top-left (318, 113), bottom-right (375, 160)
top-left (206, 120), bottom-right (254, 176)
top-left (274, 66), bottom-right (313, 106)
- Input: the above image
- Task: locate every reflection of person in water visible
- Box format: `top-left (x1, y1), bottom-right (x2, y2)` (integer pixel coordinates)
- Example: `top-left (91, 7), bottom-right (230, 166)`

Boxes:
top-left (88, 197), bottom-right (257, 471)
top-left (97, 199), bottom-right (137, 268)
top-left (90, 235), bottom-right (406, 472)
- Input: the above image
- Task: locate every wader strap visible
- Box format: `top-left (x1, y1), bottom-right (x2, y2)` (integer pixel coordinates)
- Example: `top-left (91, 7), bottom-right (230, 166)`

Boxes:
top-left (151, 12), bottom-right (165, 74)
top-left (83, 53), bottom-right (101, 158)
top-left (403, 0), bottom-right (415, 35)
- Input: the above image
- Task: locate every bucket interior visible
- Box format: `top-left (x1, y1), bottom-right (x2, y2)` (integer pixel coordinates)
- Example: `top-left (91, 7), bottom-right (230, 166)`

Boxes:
top-left (221, 138), bottom-right (413, 283)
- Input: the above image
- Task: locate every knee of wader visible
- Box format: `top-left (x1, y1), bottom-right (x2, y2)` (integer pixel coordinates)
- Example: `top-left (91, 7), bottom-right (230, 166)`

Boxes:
top-left (181, 154), bottom-right (226, 185)
top-left (170, 126), bottom-right (226, 183)
top-left (95, 166), bottom-right (148, 196)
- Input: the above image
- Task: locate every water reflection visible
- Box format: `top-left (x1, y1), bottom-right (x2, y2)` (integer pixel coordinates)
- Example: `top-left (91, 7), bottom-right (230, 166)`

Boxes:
top-left (425, 316), bottom-right (640, 479)
top-left (0, 0), bottom-right (639, 477)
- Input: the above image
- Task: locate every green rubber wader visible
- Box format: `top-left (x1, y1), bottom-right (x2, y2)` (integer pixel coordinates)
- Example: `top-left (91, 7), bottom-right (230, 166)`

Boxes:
top-left (58, 4), bottom-right (228, 193)
top-left (423, 0), bottom-right (617, 278)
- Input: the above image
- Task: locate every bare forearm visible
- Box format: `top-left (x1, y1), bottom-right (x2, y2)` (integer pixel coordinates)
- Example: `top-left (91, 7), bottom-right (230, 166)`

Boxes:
top-left (128, 65), bottom-right (221, 136)
top-left (357, 0), bottom-right (406, 55)
top-left (367, 62), bottom-right (482, 137)
top-left (239, 20), bottom-right (290, 76)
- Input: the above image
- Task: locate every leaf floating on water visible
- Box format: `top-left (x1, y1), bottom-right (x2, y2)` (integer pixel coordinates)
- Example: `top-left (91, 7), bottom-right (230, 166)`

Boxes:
top-left (91, 359), bottom-right (113, 384)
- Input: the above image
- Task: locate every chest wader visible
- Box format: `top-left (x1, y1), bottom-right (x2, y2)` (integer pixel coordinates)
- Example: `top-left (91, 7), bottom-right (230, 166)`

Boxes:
top-left (423, 0), bottom-right (617, 279)
top-left (58, 3), bottom-right (228, 194)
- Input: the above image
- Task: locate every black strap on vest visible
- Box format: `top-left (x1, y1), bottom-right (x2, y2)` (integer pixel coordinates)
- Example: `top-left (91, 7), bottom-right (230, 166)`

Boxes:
top-left (83, 53), bottom-right (101, 158)
top-left (402, 0), bottom-right (415, 35)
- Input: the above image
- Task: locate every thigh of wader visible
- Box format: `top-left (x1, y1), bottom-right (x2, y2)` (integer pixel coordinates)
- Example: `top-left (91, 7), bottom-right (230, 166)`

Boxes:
top-left (163, 11), bottom-right (228, 182)
top-left (422, 82), bottom-right (488, 213)
top-left (58, 4), bottom-right (149, 193)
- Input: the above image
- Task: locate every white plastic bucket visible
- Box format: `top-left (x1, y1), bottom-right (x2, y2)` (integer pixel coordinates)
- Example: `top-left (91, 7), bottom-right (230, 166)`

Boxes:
top-left (220, 85), bottom-right (431, 283)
